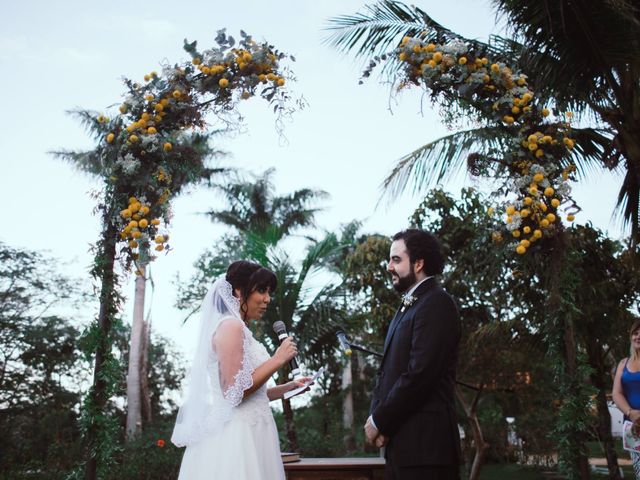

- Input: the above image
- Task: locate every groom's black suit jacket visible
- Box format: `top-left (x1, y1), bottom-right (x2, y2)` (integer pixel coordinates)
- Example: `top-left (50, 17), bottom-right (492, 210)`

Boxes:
top-left (370, 277), bottom-right (461, 467)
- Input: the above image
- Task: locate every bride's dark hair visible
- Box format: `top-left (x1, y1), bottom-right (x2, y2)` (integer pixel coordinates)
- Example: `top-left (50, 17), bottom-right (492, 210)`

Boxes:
top-left (226, 260), bottom-right (277, 307)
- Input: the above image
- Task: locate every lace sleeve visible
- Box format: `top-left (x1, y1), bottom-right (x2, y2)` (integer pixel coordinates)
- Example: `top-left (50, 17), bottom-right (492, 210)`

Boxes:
top-left (213, 318), bottom-right (254, 407)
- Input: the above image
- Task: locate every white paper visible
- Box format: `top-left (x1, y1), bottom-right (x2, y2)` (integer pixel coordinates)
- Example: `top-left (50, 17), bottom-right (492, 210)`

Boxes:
top-left (283, 367), bottom-right (324, 400)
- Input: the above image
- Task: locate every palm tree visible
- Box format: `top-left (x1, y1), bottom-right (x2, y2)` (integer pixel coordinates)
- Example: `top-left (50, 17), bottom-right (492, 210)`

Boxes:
top-left (52, 110), bottom-right (230, 441)
top-left (326, 0), bottom-right (640, 243)
top-left (205, 167), bottom-right (328, 242)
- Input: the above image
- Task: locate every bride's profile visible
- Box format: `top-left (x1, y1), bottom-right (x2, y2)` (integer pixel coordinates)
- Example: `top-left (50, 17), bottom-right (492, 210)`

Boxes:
top-left (172, 260), bottom-right (308, 479)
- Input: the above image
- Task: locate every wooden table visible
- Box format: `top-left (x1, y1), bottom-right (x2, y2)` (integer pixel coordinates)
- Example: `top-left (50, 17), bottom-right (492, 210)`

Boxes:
top-left (284, 457), bottom-right (385, 480)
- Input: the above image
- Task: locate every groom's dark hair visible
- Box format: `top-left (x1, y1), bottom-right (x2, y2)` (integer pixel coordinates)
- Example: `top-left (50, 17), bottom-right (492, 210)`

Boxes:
top-left (392, 229), bottom-right (445, 276)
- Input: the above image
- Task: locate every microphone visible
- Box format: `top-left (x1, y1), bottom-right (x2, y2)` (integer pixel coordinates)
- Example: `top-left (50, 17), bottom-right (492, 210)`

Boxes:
top-left (272, 321), bottom-right (301, 378)
top-left (336, 331), bottom-right (353, 356)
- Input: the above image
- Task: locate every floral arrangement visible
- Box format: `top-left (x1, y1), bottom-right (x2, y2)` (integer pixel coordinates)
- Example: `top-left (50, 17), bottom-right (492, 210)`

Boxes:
top-left (392, 36), bottom-right (579, 255)
top-left (95, 30), bottom-right (294, 266)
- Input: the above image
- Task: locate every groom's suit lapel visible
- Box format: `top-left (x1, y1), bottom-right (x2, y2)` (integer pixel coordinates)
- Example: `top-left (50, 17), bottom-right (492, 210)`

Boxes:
top-left (381, 278), bottom-right (437, 365)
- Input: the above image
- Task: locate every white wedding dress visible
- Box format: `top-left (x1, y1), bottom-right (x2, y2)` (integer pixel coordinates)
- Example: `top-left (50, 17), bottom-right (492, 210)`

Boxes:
top-left (172, 278), bottom-right (285, 480)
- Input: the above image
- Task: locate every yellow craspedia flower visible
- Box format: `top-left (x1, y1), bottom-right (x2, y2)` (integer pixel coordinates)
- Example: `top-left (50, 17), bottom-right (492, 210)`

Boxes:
top-left (401, 36), bottom-right (411, 46)
top-left (458, 57), bottom-right (467, 65)
top-left (277, 78), bottom-right (285, 87)
top-left (542, 135), bottom-right (552, 144)
top-left (121, 209), bottom-right (132, 218)
top-left (147, 127), bottom-right (157, 135)
top-left (546, 213), bottom-right (556, 223)
top-left (128, 221), bottom-right (139, 230)
top-left (484, 75), bottom-right (491, 83)
top-left (106, 133), bottom-right (115, 143)
top-left (528, 143), bottom-right (538, 152)
top-left (490, 63), bottom-right (500, 73)
top-left (539, 202), bottom-right (548, 212)
top-left (129, 240), bottom-right (138, 249)
top-left (551, 198), bottom-right (560, 208)
top-left (412, 45), bottom-right (421, 53)
top-left (516, 245), bottom-right (526, 255)
top-left (492, 232), bottom-right (503, 242)
top-left (533, 173), bottom-right (544, 183)
top-left (119, 104), bottom-right (128, 114)
top-left (266, 73), bottom-right (276, 81)
top-left (542, 108), bottom-right (550, 117)
top-left (192, 57), bottom-right (201, 66)
top-left (132, 213), bottom-right (141, 221)
top-left (398, 52), bottom-right (407, 61)
top-left (258, 74), bottom-right (266, 82)
top-left (506, 216), bottom-right (513, 224)
top-left (520, 239), bottom-right (531, 248)
top-left (154, 103), bottom-right (164, 112)
top-left (522, 93), bottom-right (533, 102)
top-left (428, 60), bottom-right (437, 68)
top-left (155, 245), bottom-right (164, 252)
top-left (535, 149), bottom-right (544, 158)
top-left (144, 74), bottom-right (151, 82)
top-left (523, 226), bottom-right (531, 234)
top-left (567, 214), bottom-right (576, 222)
top-left (529, 185), bottom-right (538, 195)
top-left (163, 142), bottom-right (172, 152)
top-left (426, 43), bottom-right (436, 52)
top-left (433, 52), bottom-right (443, 62)
top-left (512, 106), bottom-right (520, 114)
top-left (126, 124), bottom-right (135, 133)
top-left (527, 134), bottom-right (538, 143)
top-left (487, 207), bottom-right (495, 216)
top-left (520, 209), bottom-right (530, 217)
top-left (524, 197), bottom-right (533, 206)
top-left (564, 138), bottom-right (575, 149)
top-left (512, 230), bottom-right (521, 238)
top-left (243, 52), bottom-right (252, 62)
top-left (138, 219), bottom-right (148, 229)
top-left (129, 135), bottom-right (139, 143)
top-left (506, 205), bottom-right (516, 215)
top-left (540, 219), bottom-right (550, 228)
top-left (172, 90), bottom-right (182, 99)
top-left (201, 66), bottom-right (211, 75)
top-left (544, 187), bottom-right (555, 197)
top-left (144, 94), bottom-right (154, 102)
top-left (154, 235), bottom-right (165, 244)
top-left (130, 202), bottom-right (141, 213)
top-left (503, 115), bottom-right (515, 124)
top-left (151, 218), bottom-right (161, 226)
top-left (219, 78), bottom-right (229, 88)
top-left (132, 230), bottom-right (142, 239)
top-left (517, 77), bottom-right (527, 86)
top-left (534, 229), bottom-right (542, 238)
top-left (139, 205), bottom-right (150, 215)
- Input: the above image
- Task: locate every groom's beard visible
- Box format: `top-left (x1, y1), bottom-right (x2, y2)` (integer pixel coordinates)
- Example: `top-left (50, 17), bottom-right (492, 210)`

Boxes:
top-left (392, 270), bottom-right (416, 293)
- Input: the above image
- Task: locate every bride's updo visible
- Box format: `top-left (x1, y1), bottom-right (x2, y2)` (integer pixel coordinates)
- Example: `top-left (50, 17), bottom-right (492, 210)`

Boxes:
top-left (226, 260), bottom-right (277, 302)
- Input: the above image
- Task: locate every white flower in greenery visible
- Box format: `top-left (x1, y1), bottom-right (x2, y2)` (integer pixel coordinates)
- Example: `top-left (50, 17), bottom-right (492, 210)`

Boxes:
top-left (441, 39), bottom-right (467, 55)
top-left (530, 164), bottom-right (547, 175)
top-left (116, 153), bottom-right (140, 174)
top-left (557, 183), bottom-right (572, 196)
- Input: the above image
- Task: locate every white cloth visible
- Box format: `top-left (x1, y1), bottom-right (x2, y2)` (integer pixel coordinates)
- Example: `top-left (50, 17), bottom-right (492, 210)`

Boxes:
top-left (177, 325), bottom-right (284, 480)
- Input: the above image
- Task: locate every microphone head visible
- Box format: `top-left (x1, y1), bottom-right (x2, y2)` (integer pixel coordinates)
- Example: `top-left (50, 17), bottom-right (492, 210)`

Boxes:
top-left (272, 321), bottom-right (287, 336)
top-left (336, 331), bottom-right (353, 356)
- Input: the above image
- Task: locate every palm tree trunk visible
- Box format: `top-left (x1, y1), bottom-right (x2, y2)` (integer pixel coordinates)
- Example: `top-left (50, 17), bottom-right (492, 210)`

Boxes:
top-left (140, 318), bottom-right (152, 424)
top-left (84, 220), bottom-right (117, 480)
top-left (126, 264), bottom-right (146, 440)
top-left (282, 397), bottom-right (298, 452)
top-left (342, 357), bottom-right (356, 453)
top-left (586, 336), bottom-right (621, 480)
top-left (456, 384), bottom-right (488, 480)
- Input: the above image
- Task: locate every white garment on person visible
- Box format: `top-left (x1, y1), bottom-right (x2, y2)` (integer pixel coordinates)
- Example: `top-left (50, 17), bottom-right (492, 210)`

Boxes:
top-left (177, 322), bottom-right (285, 480)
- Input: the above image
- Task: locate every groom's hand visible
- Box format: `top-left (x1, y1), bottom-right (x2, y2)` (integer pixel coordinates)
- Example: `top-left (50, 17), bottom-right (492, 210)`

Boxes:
top-left (375, 434), bottom-right (388, 448)
top-left (364, 416), bottom-right (379, 445)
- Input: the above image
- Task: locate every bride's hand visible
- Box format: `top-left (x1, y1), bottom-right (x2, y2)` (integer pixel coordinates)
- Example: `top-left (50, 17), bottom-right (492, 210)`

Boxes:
top-left (285, 377), bottom-right (313, 397)
top-left (274, 337), bottom-right (297, 367)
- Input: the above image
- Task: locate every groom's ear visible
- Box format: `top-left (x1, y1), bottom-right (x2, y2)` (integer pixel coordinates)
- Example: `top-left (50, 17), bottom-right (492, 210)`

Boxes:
top-left (413, 258), bottom-right (425, 274)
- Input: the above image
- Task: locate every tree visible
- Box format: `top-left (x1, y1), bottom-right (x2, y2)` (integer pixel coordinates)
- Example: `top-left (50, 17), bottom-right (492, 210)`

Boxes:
top-left (0, 242), bottom-right (87, 478)
top-left (326, 0), bottom-right (640, 242)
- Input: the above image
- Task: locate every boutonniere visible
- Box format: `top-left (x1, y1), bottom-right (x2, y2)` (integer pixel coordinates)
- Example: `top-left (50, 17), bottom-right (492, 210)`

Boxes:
top-left (400, 294), bottom-right (418, 312)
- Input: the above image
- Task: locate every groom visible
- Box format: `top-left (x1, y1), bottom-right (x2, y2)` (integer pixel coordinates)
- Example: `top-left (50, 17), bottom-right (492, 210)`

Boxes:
top-left (365, 229), bottom-right (461, 480)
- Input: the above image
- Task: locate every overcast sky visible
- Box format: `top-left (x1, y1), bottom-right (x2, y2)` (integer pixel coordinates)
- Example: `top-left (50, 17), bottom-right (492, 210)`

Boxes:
top-left (1, 0), bottom-right (625, 359)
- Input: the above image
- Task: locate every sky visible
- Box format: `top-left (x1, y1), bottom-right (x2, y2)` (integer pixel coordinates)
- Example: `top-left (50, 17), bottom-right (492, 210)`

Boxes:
top-left (0, 0), bottom-right (625, 360)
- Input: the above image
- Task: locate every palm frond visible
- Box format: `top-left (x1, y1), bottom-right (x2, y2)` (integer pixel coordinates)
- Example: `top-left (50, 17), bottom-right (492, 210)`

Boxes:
top-left (613, 162), bottom-right (640, 242)
top-left (49, 149), bottom-right (105, 177)
top-left (324, 0), bottom-right (491, 77)
top-left (380, 126), bottom-right (511, 202)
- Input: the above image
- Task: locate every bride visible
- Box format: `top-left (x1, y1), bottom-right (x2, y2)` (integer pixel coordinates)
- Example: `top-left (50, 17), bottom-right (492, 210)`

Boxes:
top-left (172, 260), bottom-right (309, 479)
